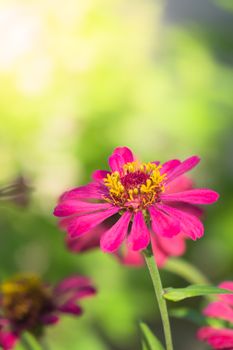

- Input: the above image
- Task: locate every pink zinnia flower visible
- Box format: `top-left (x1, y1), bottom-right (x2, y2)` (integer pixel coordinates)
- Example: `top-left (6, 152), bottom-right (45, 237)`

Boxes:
top-left (54, 147), bottom-right (219, 253)
top-left (197, 281), bottom-right (233, 349)
top-left (66, 219), bottom-right (186, 268)
top-left (65, 174), bottom-right (201, 267)
top-left (0, 274), bottom-right (96, 349)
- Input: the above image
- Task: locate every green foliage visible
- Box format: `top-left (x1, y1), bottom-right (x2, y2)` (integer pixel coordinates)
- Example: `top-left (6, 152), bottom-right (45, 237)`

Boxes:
top-left (0, 0), bottom-right (232, 349)
top-left (163, 285), bottom-right (233, 302)
top-left (17, 332), bottom-right (42, 350)
top-left (140, 323), bottom-right (165, 350)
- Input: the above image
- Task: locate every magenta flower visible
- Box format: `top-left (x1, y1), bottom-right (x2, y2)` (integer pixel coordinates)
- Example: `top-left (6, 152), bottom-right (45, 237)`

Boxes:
top-left (54, 147), bottom-right (219, 253)
top-left (0, 320), bottom-right (18, 350)
top-left (0, 274), bottom-right (96, 349)
top-left (197, 281), bottom-right (233, 349)
top-left (66, 221), bottom-right (186, 268)
top-left (65, 174), bottom-right (202, 267)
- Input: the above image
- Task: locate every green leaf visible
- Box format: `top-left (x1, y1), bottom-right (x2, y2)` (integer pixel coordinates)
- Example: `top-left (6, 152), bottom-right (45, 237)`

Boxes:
top-left (140, 322), bottom-right (165, 350)
top-left (20, 332), bottom-right (42, 350)
top-left (163, 285), bottom-right (233, 302)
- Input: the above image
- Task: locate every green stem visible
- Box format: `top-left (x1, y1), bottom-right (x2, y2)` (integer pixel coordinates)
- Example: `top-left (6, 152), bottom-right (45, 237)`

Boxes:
top-left (164, 258), bottom-right (211, 285)
top-left (21, 338), bottom-right (33, 350)
top-left (21, 332), bottom-right (42, 350)
top-left (143, 245), bottom-right (173, 350)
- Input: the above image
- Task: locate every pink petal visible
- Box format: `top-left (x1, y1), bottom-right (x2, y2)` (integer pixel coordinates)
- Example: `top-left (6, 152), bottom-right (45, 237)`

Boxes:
top-left (55, 276), bottom-right (93, 294)
top-left (149, 206), bottom-right (181, 238)
top-left (157, 203), bottom-right (204, 240)
top-left (57, 290), bottom-right (96, 308)
top-left (41, 314), bottom-right (59, 325)
top-left (203, 301), bottom-right (233, 323)
top-left (68, 287), bottom-right (97, 302)
top-left (55, 276), bottom-right (96, 307)
top-left (58, 217), bottom-right (73, 231)
top-left (164, 175), bottom-right (193, 194)
top-left (218, 281), bottom-right (233, 306)
top-left (155, 234), bottom-right (186, 257)
top-left (100, 211), bottom-right (132, 253)
top-left (165, 156), bottom-right (200, 184)
top-left (112, 147), bottom-right (135, 163)
top-left (92, 170), bottom-right (110, 182)
top-left (151, 237), bottom-right (167, 268)
top-left (168, 203), bottom-right (203, 218)
top-left (155, 252), bottom-right (167, 268)
top-left (58, 303), bottom-right (83, 315)
top-left (160, 159), bottom-right (181, 175)
top-left (67, 207), bottom-right (119, 238)
top-left (60, 183), bottom-right (106, 201)
top-left (197, 327), bottom-right (233, 349)
top-left (0, 332), bottom-right (18, 350)
top-left (167, 202), bottom-right (204, 218)
top-left (116, 247), bottom-right (144, 267)
top-left (161, 189), bottom-right (219, 205)
top-left (152, 231), bottom-right (185, 267)
top-left (108, 153), bottom-right (125, 173)
top-left (108, 147), bottom-right (135, 172)
top-left (66, 225), bottom-right (103, 253)
top-left (127, 211), bottom-right (150, 251)
top-left (54, 201), bottom-right (112, 217)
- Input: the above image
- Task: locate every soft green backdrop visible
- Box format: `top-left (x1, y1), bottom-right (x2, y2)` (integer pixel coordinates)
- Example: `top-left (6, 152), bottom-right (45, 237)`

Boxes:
top-left (0, 0), bottom-right (232, 349)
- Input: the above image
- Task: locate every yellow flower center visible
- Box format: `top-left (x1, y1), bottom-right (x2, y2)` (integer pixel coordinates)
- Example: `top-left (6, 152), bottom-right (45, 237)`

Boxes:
top-left (103, 162), bottom-right (166, 210)
top-left (1, 274), bottom-right (53, 327)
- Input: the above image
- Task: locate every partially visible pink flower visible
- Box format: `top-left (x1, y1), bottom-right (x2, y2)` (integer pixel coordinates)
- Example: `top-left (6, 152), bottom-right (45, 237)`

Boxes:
top-left (54, 147), bottom-right (219, 254)
top-left (197, 281), bottom-right (233, 349)
top-left (0, 320), bottom-right (18, 350)
top-left (0, 274), bottom-right (96, 349)
top-left (198, 328), bottom-right (233, 350)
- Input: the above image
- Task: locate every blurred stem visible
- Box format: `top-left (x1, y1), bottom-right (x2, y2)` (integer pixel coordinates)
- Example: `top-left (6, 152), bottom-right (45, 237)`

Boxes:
top-left (164, 258), bottom-right (211, 285)
top-left (143, 244), bottom-right (173, 350)
top-left (21, 336), bottom-right (33, 350)
top-left (21, 333), bottom-right (41, 350)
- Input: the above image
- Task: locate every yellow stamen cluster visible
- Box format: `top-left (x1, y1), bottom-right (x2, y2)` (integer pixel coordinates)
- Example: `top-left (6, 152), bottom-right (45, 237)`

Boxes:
top-left (1, 274), bottom-right (52, 322)
top-left (103, 162), bottom-right (166, 210)
top-left (104, 172), bottom-right (125, 197)
top-left (1, 275), bottom-right (41, 295)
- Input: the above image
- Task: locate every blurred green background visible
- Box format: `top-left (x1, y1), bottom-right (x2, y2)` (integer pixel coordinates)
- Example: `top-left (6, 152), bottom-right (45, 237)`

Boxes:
top-left (0, 0), bottom-right (232, 349)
